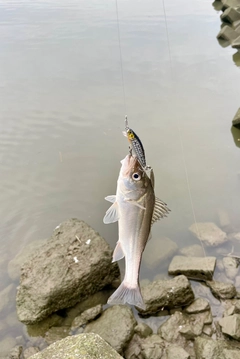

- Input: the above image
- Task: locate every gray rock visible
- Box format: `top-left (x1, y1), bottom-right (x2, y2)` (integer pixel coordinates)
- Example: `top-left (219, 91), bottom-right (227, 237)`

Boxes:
top-left (25, 313), bottom-right (63, 338)
top-left (219, 314), bottom-right (240, 339)
top-left (8, 346), bottom-right (22, 359)
top-left (206, 280), bottom-right (236, 299)
top-left (236, 275), bottom-right (240, 289)
top-left (166, 345), bottom-right (190, 359)
top-left (0, 336), bottom-right (17, 356)
top-left (157, 312), bottom-right (188, 346)
top-left (8, 239), bottom-right (47, 281)
top-left (23, 347), bottom-right (40, 359)
top-left (179, 244), bottom-right (204, 257)
top-left (217, 25), bottom-right (239, 42)
top-left (16, 219), bottom-right (120, 324)
top-left (0, 284), bottom-right (15, 314)
top-left (223, 257), bottom-right (239, 279)
top-left (124, 334), bottom-right (143, 359)
top-left (71, 304), bottom-right (102, 330)
top-left (168, 256), bottom-right (216, 280)
top-left (185, 298), bottom-right (210, 314)
top-left (194, 337), bottom-right (227, 359)
top-left (222, 0), bottom-right (240, 10)
top-left (232, 108), bottom-right (240, 125)
top-left (221, 7), bottom-right (240, 23)
top-left (223, 349), bottom-right (240, 359)
top-left (134, 323), bottom-right (153, 338)
top-left (141, 335), bottom-right (165, 359)
top-left (139, 275), bottom-right (194, 315)
top-left (27, 333), bottom-right (123, 359)
top-left (44, 326), bottom-right (71, 345)
top-left (189, 222), bottom-right (227, 247)
top-left (202, 324), bottom-right (214, 336)
top-left (233, 19), bottom-right (240, 28)
top-left (84, 305), bottom-right (137, 354)
top-left (143, 237), bottom-right (178, 268)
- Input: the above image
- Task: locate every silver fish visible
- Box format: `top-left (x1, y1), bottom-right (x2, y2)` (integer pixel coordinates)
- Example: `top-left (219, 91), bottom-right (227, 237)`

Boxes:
top-left (103, 154), bottom-right (170, 309)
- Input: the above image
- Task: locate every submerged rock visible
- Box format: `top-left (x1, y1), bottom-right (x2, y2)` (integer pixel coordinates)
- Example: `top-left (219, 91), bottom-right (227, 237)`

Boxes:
top-left (232, 108), bottom-right (240, 125)
top-left (219, 314), bottom-right (240, 340)
top-left (141, 335), bottom-right (165, 359)
top-left (222, 257), bottom-right (239, 279)
top-left (27, 333), bottom-right (123, 359)
top-left (71, 304), bottom-right (102, 330)
top-left (134, 323), bottom-right (153, 338)
top-left (168, 256), bottom-right (216, 280)
top-left (139, 275), bottom-right (194, 315)
top-left (16, 219), bottom-right (120, 324)
top-left (189, 222), bottom-right (227, 246)
top-left (84, 305), bottom-right (137, 354)
top-left (179, 244), bottom-right (204, 257)
top-left (206, 280), bottom-right (236, 299)
top-left (23, 347), bottom-right (40, 358)
top-left (143, 237), bottom-right (178, 268)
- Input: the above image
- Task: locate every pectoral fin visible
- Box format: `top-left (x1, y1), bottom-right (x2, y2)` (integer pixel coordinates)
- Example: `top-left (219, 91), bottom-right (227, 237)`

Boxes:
top-left (103, 202), bottom-right (119, 224)
top-left (125, 199), bottom-right (146, 210)
top-left (105, 195), bottom-right (116, 203)
top-left (151, 197), bottom-right (170, 225)
top-left (112, 241), bottom-right (125, 262)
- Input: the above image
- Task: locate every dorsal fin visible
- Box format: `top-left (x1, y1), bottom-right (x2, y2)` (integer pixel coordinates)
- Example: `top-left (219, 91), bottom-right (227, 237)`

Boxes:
top-left (151, 197), bottom-right (170, 225)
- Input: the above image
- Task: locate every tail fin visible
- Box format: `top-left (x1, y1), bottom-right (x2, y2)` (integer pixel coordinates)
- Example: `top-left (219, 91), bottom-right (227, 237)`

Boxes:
top-left (107, 281), bottom-right (146, 310)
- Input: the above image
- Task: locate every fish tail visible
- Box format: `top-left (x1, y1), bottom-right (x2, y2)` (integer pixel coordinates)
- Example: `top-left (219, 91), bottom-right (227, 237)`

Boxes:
top-left (107, 282), bottom-right (146, 310)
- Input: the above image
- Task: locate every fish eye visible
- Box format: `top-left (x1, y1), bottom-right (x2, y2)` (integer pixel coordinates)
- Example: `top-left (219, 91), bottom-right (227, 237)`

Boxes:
top-left (132, 172), bottom-right (141, 181)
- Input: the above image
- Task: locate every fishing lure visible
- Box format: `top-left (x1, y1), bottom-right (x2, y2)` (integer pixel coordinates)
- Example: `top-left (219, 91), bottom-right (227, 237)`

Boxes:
top-left (124, 116), bottom-right (150, 170)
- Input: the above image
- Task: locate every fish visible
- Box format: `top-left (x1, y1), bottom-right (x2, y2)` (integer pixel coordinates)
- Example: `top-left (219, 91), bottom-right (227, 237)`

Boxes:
top-left (103, 154), bottom-right (170, 309)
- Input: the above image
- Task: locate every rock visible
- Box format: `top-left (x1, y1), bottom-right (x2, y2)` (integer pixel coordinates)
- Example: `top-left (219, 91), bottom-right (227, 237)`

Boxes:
top-left (8, 346), bottom-right (22, 359)
top-left (217, 209), bottom-right (232, 231)
top-left (143, 237), bottom-right (178, 268)
top-left (25, 313), bottom-right (63, 338)
top-left (44, 326), bottom-right (71, 345)
top-left (179, 244), bottom-right (204, 257)
top-left (0, 284), bottom-right (15, 314)
top-left (141, 335), bottom-right (165, 359)
top-left (189, 222), bottom-right (227, 246)
top-left (185, 298), bottom-right (210, 314)
top-left (194, 337), bottom-right (227, 359)
top-left (84, 305), bottom-right (137, 354)
top-left (202, 324), bottom-right (214, 336)
top-left (124, 334), bottom-right (143, 359)
top-left (222, 0), bottom-right (240, 10)
top-left (71, 304), bottom-right (102, 330)
top-left (26, 333), bottom-right (124, 359)
top-left (138, 275), bottom-right (194, 315)
top-left (0, 336), bottom-right (17, 356)
top-left (219, 314), bottom-right (240, 340)
top-left (233, 19), bottom-right (240, 28)
top-left (157, 312), bottom-right (188, 346)
top-left (8, 239), bottom-right (47, 281)
top-left (168, 256), bottom-right (216, 280)
top-left (221, 7), bottom-right (240, 23)
top-left (134, 323), bottom-right (153, 338)
top-left (232, 108), bottom-right (240, 125)
top-left (223, 349), bottom-right (240, 359)
top-left (23, 347), bottom-right (40, 358)
top-left (166, 345), bottom-right (190, 359)
top-left (16, 219), bottom-right (120, 324)
top-left (217, 25), bottom-right (239, 42)
top-left (223, 257), bottom-right (239, 279)
top-left (236, 275), bottom-right (240, 289)
top-left (206, 280), bottom-right (236, 299)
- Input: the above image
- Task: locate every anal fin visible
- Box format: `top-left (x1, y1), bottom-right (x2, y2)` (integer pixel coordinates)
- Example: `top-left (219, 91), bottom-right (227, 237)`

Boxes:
top-left (112, 241), bottom-right (125, 262)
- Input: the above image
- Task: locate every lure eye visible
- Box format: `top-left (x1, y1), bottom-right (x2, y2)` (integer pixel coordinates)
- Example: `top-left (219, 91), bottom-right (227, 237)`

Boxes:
top-left (132, 172), bottom-right (141, 181)
top-left (127, 130), bottom-right (135, 140)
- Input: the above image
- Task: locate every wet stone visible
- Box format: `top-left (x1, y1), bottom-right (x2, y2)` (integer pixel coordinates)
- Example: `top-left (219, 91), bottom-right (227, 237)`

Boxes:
top-left (219, 314), bottom-right (240, 340)
top-left (134, 322), bottom-right (153, 338)
top-left (8, 346), bottom-right (23, 359)
top-left (168, 256), bottom-right (216, 280)
top-left (143, 236), bottom-right (178, 269)
top-left (157, 311), bottom-right (188, 347)
top-left (189, 222), bottom-right (227, 246)
top-left (202, 324), bottom-right (214, 336)
top-left (179, 244), bottom-right (204, 257)
top-left (141, 334), bottom-right (165, 359)
top-left (217, 25), bottom-right (239, 42)
top-left (0, 336), bottom-right (17, 357)
top-left (223, 348), bottom-right (240, 359)
top-left (16, 219), bottom-right (120, 324)
top-left (232, 108), bottom-right (240, 125)
top-left (124, 334), bottom-right (143, 359)
top-left (139, 275), bottom-right (194, 315)
top-left (71, 304), bottom-right (102, 330)
top-left (221, 7), bottom-right (240, 23)
top-left (206, 280), bottom-right (236, 299)
top-left (166, 344), bottom-right (190, 359)
top-left (194, 337), bottom-right (228, 359)
top-left (185, 298), bottom-right (210, 314)
top-left (222, 0), bottom-right (240, 10)
top-left (23, 347), bottom-right (40, 358)
top-left (84, 305), bottom-right (137, 354)
top-left (223, 256), bottom-right (239, 279)
top-left (27, 333), bottom-right (124, 359)
top-left (44, 326), bottom-right (70, 345)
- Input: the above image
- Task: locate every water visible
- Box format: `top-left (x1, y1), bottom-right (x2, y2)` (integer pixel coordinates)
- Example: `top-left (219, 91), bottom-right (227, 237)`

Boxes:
top-left (0, 0), bottom-right (240, 348)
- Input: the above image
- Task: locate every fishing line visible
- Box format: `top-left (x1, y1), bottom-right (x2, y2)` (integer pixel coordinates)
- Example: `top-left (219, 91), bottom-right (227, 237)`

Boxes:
top-left (162, 0), bottom-right (206, 258)
top-left (115, 0), bottom-right (127, 116)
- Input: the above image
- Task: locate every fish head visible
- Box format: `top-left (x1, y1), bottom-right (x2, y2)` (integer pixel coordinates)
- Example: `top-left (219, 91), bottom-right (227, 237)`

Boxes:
top-left (119, 154), bottom-right (150, 193)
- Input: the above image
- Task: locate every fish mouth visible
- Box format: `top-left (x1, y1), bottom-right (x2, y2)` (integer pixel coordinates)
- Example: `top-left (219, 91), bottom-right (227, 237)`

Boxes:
top-left (121, 154), bottom-right (140, 177)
